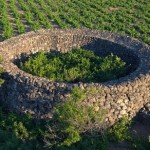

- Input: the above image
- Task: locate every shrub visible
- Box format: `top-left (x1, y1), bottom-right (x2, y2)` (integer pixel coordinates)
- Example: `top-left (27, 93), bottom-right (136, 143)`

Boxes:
top-left (0, 108), bottom-right (47, 150)
top-left (46, 86), bottom-right (105, 147)
top-left (20, 48), bottom-right (130, 83)
top-left (108, 117), bottom-right (150, 149)
top-left (108, 117), bottom-right (131, 142)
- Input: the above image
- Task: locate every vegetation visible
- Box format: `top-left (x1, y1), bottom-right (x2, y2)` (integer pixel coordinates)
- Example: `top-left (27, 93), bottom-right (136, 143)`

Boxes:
top-left (0, 108), bottom-right (47, 150)
top-left (0, 0), bottom-right (150, 149)
top-left (0, 0), bottom-right (149, 45)
top-left (52, 86), bottom-right (105, 146)
top-left (0, 86), bottom-right (145, 149)
top-left (108, 117), bottom-right (150, 150)
top-left (20, 48), bottom-right (130, 83)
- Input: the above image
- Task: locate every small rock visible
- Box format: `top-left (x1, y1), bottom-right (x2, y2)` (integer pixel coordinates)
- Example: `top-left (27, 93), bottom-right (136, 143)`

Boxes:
top-left (117, 99), bottom-right (123, 104)
top-left (120, 110), bottom-right (127, 115)
top-left (91, 97), bottom-right (97, 103)
top-left (95, 106), bottom-right (99, 112)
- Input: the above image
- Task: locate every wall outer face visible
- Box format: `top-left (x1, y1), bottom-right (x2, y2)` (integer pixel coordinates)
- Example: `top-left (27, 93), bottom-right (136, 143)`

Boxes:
top-left (0, 29), bottom-right (150, 126)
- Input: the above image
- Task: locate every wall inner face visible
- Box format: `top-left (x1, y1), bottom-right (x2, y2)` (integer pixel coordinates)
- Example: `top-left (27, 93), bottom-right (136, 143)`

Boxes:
top-left (0, 29), bottom-right (149, 127)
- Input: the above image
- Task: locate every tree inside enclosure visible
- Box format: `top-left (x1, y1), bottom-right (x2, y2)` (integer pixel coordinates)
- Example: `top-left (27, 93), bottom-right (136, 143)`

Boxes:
top-left (20, 48), bottom-right (131, 83)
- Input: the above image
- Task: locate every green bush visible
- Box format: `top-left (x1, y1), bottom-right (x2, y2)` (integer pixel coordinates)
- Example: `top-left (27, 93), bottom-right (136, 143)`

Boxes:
top-left (20, 48), bottom-right (130, 83)
top-left (46, 86), bottom-right (105, 147)
top-left (108, 117), bottom-right (150, 150)
top-left (108, 117), bottom-right (131, 142)
top-left (0, 108), bottom-right (47, 150)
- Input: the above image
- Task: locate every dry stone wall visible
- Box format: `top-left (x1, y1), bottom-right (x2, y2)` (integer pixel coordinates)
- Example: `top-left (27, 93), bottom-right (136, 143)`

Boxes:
top-left (0, 29), bottom-right (150, 127)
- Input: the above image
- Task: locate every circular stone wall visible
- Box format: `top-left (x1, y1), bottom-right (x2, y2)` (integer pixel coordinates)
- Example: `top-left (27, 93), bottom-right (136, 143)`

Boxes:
top-left (0, 29), bottom-right (150, 126)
